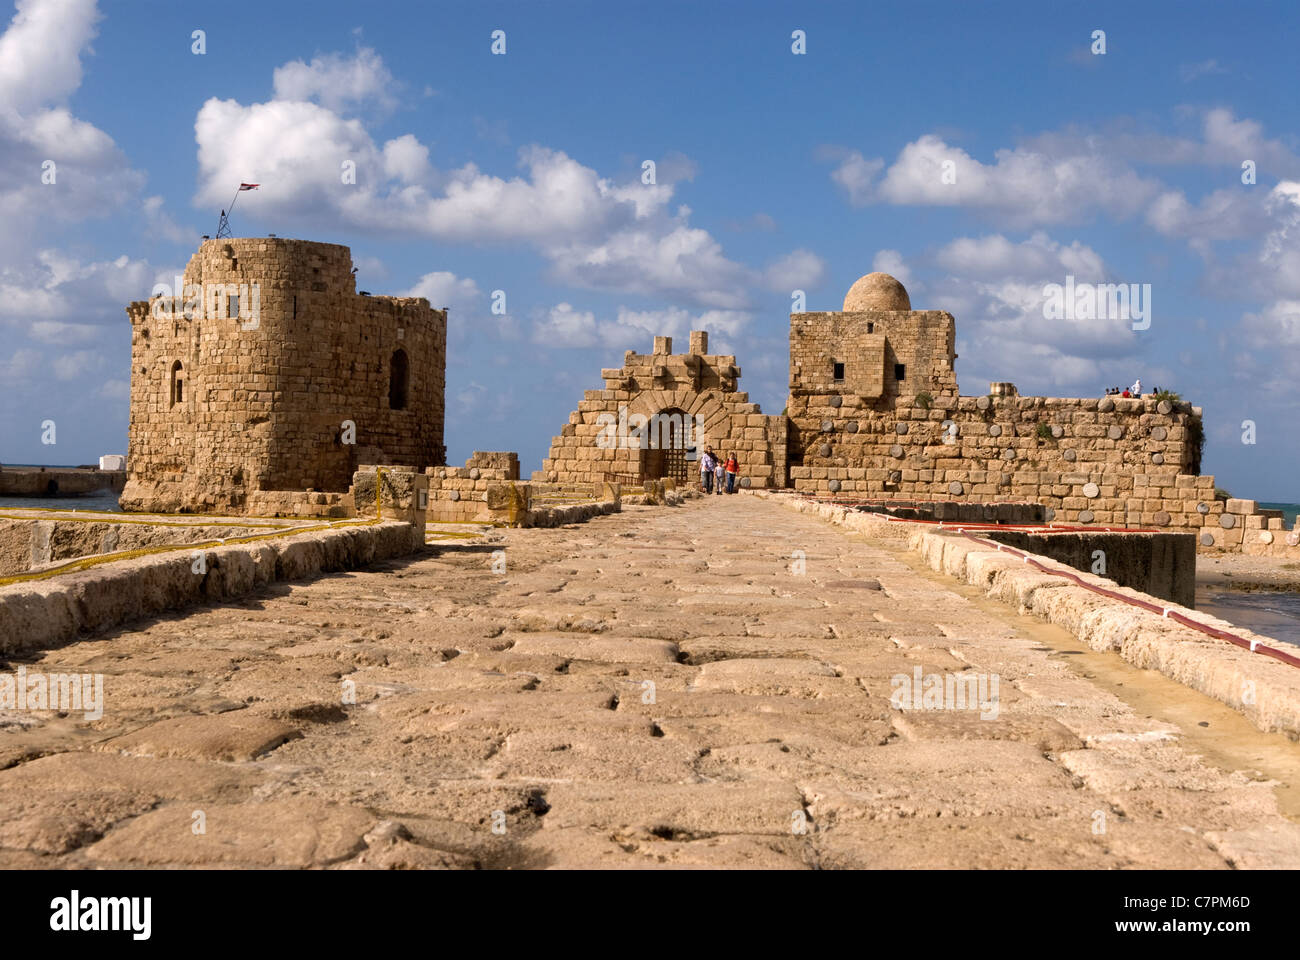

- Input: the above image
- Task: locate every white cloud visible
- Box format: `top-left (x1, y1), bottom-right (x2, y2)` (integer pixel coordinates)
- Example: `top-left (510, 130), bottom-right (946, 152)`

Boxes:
top-left (0, 347), bottom-right (42, 384)
top-left (52, 348), bottom-right (102, 381)
top-left (0, 0), bottom-right (144, 246)
top-left (97, 378), bottom-right (129, 400)
top-left (532, 302), bottom-right (597, 347)
top-left (830, 109), bottom-right (1300, 233)
top-left (762, 249), bottom-right (825, 292)
top-left (0, 0), bottom-right (98, 112)
top-left (531, 303), bottom-right (753, 352)
top-left (1180, 59), bottom-right (1228, 82)
top-left (271, 47), bottom-right (397, 113)
top-left (830, 151), bottom-right (884, 206)
top-left (921, 233), bottom-right (1140, 392)
top-left (871, 249), bottom-right (913, 288)
top-left (0, 251), bottom-right (155, 327)
top-left (837, 134), bottom-right (1161, 226)
top-left (194, 57), bottom-right (809, 310)
top-left (405, 270), bottom-right (480, 310)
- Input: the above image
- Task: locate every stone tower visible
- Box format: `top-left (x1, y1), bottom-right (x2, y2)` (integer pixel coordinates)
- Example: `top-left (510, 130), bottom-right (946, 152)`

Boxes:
top-left (787, 271), bottom-right (958, 469)
top-left (121, 238), bottom-right (446, 514)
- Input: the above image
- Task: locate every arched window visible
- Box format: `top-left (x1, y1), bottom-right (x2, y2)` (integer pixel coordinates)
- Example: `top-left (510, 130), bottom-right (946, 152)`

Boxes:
top-left (170, 360), bottom-right (184, 408)
top-left (388, 348), bottom-right (409, 410)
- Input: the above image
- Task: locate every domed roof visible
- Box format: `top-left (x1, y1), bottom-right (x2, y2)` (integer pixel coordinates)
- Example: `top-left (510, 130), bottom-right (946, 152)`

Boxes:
top-left (843, 272), bottom-right (911, 312)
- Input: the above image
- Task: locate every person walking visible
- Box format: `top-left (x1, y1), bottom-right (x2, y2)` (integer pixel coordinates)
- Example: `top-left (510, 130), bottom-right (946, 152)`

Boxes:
top-left (699, 447), bottom-right (715, 494)
top-left (725, 453), bottom-right (739, 494)
top-left (713, 457), bottom-right (725, 495)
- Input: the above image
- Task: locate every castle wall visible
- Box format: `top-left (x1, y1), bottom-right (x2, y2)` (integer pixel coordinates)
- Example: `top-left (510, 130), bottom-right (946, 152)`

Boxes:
top-left (775, 287), bottom-right (1298, 551)
top-left (122, 238), bottom-right (446, 514)
top-left (789, 391), bottom-right (1212, 525)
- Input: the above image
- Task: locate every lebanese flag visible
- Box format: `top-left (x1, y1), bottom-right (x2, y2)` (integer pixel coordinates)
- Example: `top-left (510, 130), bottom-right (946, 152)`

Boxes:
top-left (239, 183), bottom-right (259, 191)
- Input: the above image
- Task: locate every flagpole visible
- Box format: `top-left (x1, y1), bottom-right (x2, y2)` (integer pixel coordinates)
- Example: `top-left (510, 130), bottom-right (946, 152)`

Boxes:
top-left (216, 183), bottom-right (254, 239)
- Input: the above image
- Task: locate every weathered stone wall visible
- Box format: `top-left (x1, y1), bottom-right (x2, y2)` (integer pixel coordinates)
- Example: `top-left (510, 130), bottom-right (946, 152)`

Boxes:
top-left (122, 238), bottom-right (446, 514)
top-left (790, 392), bottom-right (1202, 515)
top-left (789, 309), bottom-right (958, 412)
top-left (536, 332), bottom-right (783, 488)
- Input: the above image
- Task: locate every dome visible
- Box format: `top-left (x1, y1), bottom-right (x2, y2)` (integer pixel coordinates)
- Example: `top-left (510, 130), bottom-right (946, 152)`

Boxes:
top-left (843, 272), bottom-right (911, 312)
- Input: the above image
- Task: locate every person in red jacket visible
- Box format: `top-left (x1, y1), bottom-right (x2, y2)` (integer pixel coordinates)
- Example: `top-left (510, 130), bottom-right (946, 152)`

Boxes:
top-left (724, 453), bottom-right (739, 494)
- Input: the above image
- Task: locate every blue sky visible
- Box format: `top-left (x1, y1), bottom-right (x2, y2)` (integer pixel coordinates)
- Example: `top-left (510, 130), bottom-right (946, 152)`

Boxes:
top-left (3, 0), bottom-right (1298, 499)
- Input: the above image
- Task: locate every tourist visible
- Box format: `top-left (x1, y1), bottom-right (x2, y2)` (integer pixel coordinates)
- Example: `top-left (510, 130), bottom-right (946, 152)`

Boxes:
top-left (700, 448), bottom-right (715, 494)
top-left (725, 453), bottom-right (739, 494)
top-left (1121, 388), bottom-right (1130, 398)
top-left (1130, 377), bottom-right (1142, 397)
top-left (714, 457), bottom-right (725, 495)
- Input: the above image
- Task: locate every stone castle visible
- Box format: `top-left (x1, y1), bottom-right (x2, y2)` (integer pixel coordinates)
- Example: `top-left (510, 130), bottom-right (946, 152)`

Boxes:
top-left (122, 238), bottom-right (445, 514)
top-left (121, 241), bottom-right (1290, 554)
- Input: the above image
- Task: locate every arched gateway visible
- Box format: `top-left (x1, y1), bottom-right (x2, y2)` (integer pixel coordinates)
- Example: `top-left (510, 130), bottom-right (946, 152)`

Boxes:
top-left (534, 331), bottom-right (785, 489)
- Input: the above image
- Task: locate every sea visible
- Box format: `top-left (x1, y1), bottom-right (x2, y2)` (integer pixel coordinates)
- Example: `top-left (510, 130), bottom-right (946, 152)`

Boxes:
top-left (0, 492), bottom-right (123, 512)
top-left (0, 463), bottom-right (124, 513)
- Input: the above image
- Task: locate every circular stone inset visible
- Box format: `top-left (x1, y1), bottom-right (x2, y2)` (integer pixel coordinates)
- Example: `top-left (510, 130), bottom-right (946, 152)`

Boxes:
top-left (1157, 400), bottom-right (1173, 415)
top-left (1107, 425), bottom-right (1124, 440)
top-left (1152, 453), bottom-right (1164, 465)
top-left (1261, 531), bottom-right (1275, 544)
top-left (890, 444), bottom-right (905, 458)
top-left (1051, 425), bottom-right (1063, 439)
top-left (449, 490), bottom-right (460, 502)
top-left (845, 421), bottom-right (859, 434)
top-left (988, 424), bottom-right (1002, 437)
top-left (828, 479), bottom-right (841, 493)
top-left (821, 419), bottom-right (834, 433)
top-left (948, 481), bottom-right (964, 495)
top-left (1002, 448), bottom-right (1016, 460)
top-left (843, 272), bottom-right (911, 312)
top-left (1083, 482), bottom-right (1100, 498)
top-left (976, 396), bottom-right (991, 411)
top-left (1154, 511), bottom-right (1171, 526)
top-left (829, 395), bottom-right (843, 408)
top-left (888, 470), bottom-right (902, 483)
top-left (740, 476), bottom-right (751, 488)
top-left (895, 422), bottom-right (909, 435)
top-left (1201, 532), bottom-right (1216, 546)
top-left (1099, 397), bottom-right (1115, 412)
top-left (1045, 507), bottom-right (1056, 521)
top-left (1151, 426), bottom-right (1167, 441)
top-left (469, 467), bottom-right (481, 480)
top-left (1197, 502), bottom-right (1209, 514)
top-left (1079, 510), bottom-right (1094, 523)
top-left (1219, 513), bottom-right (1237, 529)
top-left (818, 444), bottom-right (832, 458)
top-left (1287, 532), bottom-right (1300, 546)
top-left (1063, 449), bottom-right (1077, 461)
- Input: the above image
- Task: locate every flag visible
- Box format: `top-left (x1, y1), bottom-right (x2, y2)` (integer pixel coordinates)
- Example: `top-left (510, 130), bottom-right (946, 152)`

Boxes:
top-left (239, 183), bottom-right (259, 191)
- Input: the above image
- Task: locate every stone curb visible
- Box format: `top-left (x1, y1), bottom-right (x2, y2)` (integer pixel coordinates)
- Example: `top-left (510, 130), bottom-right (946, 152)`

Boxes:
top-left (0, 521), bottom-right (416, 656)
